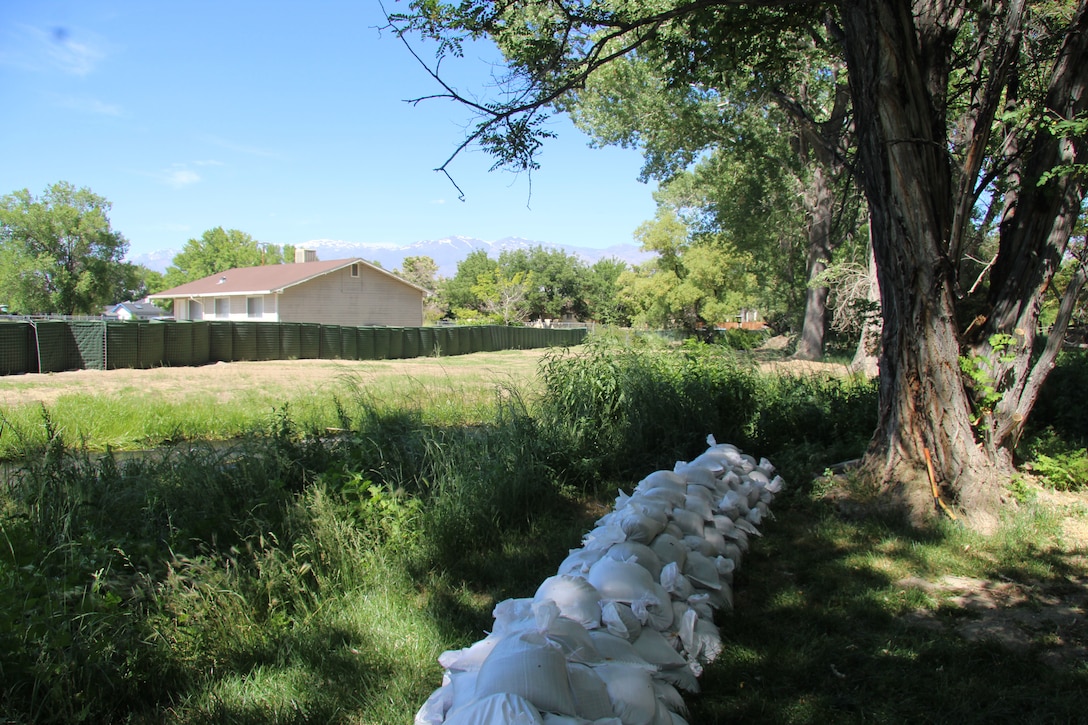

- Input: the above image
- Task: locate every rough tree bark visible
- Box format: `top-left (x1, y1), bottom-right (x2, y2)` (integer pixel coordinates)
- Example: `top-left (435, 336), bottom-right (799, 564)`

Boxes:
top-left (840, 0), bottom-right (1008, 531)
top-left (793, 165), bottom-right (834, 360)
top-left (979, 2), bottom-right (1088, 450)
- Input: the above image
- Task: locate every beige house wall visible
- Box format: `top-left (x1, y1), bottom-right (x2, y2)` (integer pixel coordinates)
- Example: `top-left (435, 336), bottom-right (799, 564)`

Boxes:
top-left (165, 264), bottom-right (423, 326)
top-left (278, 265), bottom-right (423, 326)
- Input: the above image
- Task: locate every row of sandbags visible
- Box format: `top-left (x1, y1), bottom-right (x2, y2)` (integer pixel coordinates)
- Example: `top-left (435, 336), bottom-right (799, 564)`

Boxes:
top-left (415, 435), bottom-right (784, 725)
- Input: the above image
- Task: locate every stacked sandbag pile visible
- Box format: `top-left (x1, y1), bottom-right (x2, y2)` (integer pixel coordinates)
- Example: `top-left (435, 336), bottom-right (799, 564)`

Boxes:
top-left (415, 435), bottom-right (784, 725)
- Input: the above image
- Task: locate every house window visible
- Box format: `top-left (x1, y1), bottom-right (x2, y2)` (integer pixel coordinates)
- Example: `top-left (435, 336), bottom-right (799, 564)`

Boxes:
top-left (246, 296), bottom-right (263, 318)
top-left (215, 297), bottom-right (229, 317)
top-left (188, 299), bottom-right (203, 321)
top-left (351, 263), bottom-right (360, 278)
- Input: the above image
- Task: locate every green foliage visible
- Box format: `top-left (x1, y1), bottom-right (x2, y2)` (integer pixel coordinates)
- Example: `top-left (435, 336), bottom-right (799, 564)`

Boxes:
top-left (162, 227), bottom-right (290, 288)
top-left (1029, 450), bottom-right (1088, 492)
top-left (959, 333), bottom-right (1019, 428)
top-left (1024, 350), bottom-right (1088, 448)
top-left (0, 182), bottom-right (132, 314)
top-left (9, 338), bottom-right (1088, 723)
top-left (395, 254), bottom-right (439, 291)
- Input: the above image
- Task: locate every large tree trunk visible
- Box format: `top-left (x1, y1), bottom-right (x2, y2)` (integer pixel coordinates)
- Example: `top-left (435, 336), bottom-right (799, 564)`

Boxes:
top-left (793, 166), bottom-right (834, 360)
top-left (851, 235), bottom-right (881, 377)
top-left (841, 0), bottom-right (1008, 531)
top-left (978, 2), bottom-right (1088, 449)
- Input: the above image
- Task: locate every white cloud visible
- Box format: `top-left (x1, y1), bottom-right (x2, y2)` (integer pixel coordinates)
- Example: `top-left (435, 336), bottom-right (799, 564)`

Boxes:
top-left (164, 168), bottom-right (201, 187)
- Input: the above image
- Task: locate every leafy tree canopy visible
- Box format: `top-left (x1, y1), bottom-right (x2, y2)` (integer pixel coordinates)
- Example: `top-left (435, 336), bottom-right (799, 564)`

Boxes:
top-left (0, 181), bottom-right (131, 315)
top-left (390, 0), bottom-right (1088, 530)
top-left (163, 227), bottom-right (291, 288)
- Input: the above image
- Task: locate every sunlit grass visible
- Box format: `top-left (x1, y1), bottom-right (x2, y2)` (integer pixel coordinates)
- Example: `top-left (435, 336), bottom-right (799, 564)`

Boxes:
top-left (0, 351), bottom-right (549, 458)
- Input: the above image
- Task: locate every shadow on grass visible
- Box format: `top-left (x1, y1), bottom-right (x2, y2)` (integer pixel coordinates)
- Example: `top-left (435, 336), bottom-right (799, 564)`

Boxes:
top-left (689, 495), bottom-right (1088, 724)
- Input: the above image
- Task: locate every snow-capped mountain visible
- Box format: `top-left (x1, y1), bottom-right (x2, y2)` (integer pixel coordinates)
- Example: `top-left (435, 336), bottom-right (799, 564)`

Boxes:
top-left (130, 235), bottom-right (651, 277)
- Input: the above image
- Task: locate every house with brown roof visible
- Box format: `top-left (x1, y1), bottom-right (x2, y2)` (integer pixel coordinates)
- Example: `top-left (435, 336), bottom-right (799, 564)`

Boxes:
top-left (148, 252), bottom-right (426, 327)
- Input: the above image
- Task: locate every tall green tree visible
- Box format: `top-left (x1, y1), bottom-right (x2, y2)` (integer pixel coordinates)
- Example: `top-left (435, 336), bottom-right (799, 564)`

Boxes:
top-left (0, 182), bottom-right (131, 314)
top-left (163, 227), bottom-right (289, 288)
top-left (391, 0), bottom-right (1088, 530)
top-left (585, 256), bottom-right (631, 325)
top-left (567, 39), bottom-right (860, 358)
top-left (472, 268), bottom-right (535, 324)
top-left (396, 255), bottom-right (440, 291)
top-left (498, 245), bottom-right (589, 320)
top-left (620, 200), bottom-right (760, 331)
top-left (439, 249), bottom-right (499, 315)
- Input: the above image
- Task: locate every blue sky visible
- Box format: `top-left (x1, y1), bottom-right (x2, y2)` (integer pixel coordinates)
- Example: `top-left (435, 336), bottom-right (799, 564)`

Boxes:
top-left (0, 1), bottom-right (659, 262)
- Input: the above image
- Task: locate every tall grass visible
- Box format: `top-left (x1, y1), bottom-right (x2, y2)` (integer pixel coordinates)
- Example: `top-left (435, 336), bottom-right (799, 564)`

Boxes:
top-left (0, 340), bottom-right (1083, 723)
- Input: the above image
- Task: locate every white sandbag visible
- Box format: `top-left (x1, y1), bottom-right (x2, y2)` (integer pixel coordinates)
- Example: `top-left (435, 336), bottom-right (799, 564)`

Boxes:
top-left (691, 616), bottom-right (724, 662)
top-left (543, 716), bottom-right (623, 725)
top-left (540, 613), bottom-right (602, 665)
top-left (583, 522), bottom-right (628, 551)
top-left (734, 518), bottom-right (761, 537)
top-left (632, 627), bottom-right (687, 669)
top-left (587, 630), bottom-right (656, 667)
top-left (653, 665), bottom-right (701, 697)
top-left (717, 489), bottom-right (749, 518)
top-left (448, 670), bottom-right (479, 715)
top-left (634, 596), bottom-right (674, 632)
top-left (636, 470), bottom-right (687, 493)
top-left (652, 680), bottom-right (688, 718)
top-left (593, 663), bottom-right (659, 725)
top-left (617, 510), bottom-right (666, 544)
top-left (649, 533), bottom-right (687, 569)
top-left (662, 521), bottom-right (685, 540)
top-left (601, 601), bottom-right (642, 642)
top-left (673, 461), bottom-right (719, 489)
top-left (535, 575), bottom-right (603, 630)
top-left (670, 507), bottom-right (704, 538)
top-left (439, 635), bottom-right (501, 672)
top-left (681, 534), bottom-right (715, 558)
top-left (715, 555), bottom-right (735, 584)
top-left (758, 457), bottom-right (776, 475)
top-left (683, 550), bottom-right (722, 590)
top-left (558, 547), bottom-right (605, 576)
top-left (701, 527), bottom-right (728, 556)
top-left (659, 562), bottom-right (695, 600)
top-left (443, 692), bottom-right (545, 725)
top-left (587, 558), bottom-right (667, 614)
top-left (566, 663), bottom-right (616, 721)
top-left (493, 598), bottom-right (536, 636)
top-left (718, 581), bottom-right (735, 613)
top-left (414, 684), bottom-right (451, 724)
top-left (721, 541), bottom-right (743, 566)
top-left (682, 494), bottom-right (714, 522)
top-left (604, 541), bottom-right (664, 581)
top-left (474, 632), bottom-right (579, 717)
top-left (746, 469), bottom-right (771, 488)
top-left (710, 514), bottom-right (736, 537)
top-left (639, 485), bottom-right (687, 508)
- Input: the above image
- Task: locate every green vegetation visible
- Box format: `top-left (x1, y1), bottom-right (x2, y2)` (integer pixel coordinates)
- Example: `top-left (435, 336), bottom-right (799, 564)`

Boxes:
top-left (0, 352), bottom-right (543, 459)
top-left (1, 340), bottom-right (1085, 723)
top-left (0, 182), bottom-right (153, 315)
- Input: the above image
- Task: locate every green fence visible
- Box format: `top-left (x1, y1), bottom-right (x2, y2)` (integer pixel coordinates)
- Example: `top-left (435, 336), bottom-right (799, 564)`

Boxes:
top-left (0, 321), bottom-right (587, 376)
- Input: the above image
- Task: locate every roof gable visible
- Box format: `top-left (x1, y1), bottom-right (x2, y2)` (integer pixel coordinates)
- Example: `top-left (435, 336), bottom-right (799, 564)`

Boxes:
top-left (148, 258), bottom-right (426, 298)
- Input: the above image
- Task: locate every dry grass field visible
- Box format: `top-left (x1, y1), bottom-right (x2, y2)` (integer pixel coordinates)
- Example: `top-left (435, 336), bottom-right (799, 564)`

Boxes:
top-left (0, 349), bottom-right (551, 410)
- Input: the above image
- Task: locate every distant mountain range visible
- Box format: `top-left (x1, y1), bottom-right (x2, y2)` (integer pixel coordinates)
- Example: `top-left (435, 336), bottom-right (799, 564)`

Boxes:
top-left (129, 236), bottom-right (652, 277)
